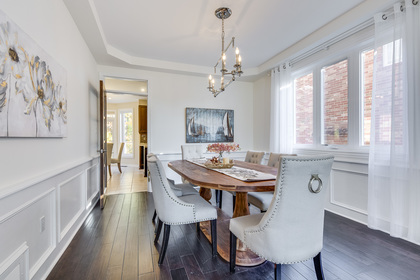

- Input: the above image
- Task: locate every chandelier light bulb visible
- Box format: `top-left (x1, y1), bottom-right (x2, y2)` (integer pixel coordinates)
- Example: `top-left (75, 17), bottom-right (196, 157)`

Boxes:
top-left (236, 47), bottom-right (239, 55)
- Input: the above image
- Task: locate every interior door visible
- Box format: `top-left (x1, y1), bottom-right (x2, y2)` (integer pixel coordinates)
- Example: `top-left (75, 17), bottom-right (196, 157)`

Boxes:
top-left (99, 80), bottom-right (108, 209)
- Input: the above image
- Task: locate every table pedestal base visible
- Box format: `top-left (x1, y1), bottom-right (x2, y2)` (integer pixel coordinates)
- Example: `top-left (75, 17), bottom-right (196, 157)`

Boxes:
top-left (200, 208), bottom-right (266, 267)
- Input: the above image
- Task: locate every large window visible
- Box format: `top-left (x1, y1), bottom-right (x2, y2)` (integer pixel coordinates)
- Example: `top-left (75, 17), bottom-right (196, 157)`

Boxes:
top-left (291, 32), bottom-right (375, 151)
top-left (321, 59), bottom-right (348, 145)
top-left (294, 73), bottom-right (313, 144)
top-left (119, 109), bottom-right (133, 158)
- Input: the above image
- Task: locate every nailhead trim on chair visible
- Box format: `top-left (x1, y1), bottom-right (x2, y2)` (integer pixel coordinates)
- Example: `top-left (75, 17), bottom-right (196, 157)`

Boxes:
top-left (151, 159), bottom-right (217, 225)
top-left (241, 156), bottom-right (333, 264)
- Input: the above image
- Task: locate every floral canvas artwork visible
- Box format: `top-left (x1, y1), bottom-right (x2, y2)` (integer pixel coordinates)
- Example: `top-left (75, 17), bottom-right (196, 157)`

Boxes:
top-left (186, 107), bottom-right (234, 143)
top-left (0, 9), bottom-right (67, 137)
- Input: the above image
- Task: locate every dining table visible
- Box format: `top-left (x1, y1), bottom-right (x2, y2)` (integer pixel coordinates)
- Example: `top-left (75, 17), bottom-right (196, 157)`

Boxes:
top-left (168, 159), bottom-right (278, 266)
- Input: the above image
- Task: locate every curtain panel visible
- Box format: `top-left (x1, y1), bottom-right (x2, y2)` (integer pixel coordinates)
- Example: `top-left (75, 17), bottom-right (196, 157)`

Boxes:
top-left (270, 63), bottom-right (294, 154)
top-left (368, 1), bottom-right (420, 244)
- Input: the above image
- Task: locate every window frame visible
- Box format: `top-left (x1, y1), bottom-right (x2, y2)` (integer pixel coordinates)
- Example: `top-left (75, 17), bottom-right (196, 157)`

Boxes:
top-left (290, 35), bottom-right (374, 154)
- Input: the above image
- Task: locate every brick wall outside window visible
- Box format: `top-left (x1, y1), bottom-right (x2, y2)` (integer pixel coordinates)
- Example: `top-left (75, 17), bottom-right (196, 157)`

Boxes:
top-left (362, 50), bottom-right (374, 145)
top-left (295, 73), bottom-right (313, 144)
top-left (322, 59), bottom-right (348, 145)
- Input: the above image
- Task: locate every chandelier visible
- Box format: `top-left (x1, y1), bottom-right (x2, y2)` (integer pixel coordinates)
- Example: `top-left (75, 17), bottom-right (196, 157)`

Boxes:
top-left (207, 7), bottom-right (243, 97)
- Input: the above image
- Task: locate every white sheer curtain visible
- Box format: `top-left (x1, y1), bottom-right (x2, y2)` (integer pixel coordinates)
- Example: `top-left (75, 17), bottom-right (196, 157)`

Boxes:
top-left (270, 63), bottom-right (294, 153)
top-left (368, 1), bottom-right (420, 244)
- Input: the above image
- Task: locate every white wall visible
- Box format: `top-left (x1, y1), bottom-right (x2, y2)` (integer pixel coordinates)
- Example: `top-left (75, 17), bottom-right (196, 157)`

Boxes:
top-left (252, 75), bottom-right (271, 151)
top-left (0, 0), bottom-right (100, 279)
top-left (0, 0), bottom-right (99, 190)
top-left (99, 66), bottom-right (255, 154)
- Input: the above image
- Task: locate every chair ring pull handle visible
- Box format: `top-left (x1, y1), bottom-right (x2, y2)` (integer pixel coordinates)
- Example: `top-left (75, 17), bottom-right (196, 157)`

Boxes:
top-left (308, 174), bottom-right (323, 193)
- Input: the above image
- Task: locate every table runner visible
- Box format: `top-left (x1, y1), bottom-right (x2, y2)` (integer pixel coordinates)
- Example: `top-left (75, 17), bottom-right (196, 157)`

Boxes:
top-left (187, 159), bottom-right (277, 182)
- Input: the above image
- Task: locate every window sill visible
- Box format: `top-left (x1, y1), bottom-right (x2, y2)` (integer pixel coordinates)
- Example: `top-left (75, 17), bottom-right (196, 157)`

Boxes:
top-left (293, 147), bottom-right (369, 164)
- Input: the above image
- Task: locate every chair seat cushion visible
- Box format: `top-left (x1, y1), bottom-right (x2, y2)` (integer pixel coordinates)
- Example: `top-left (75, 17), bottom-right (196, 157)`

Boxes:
top-left (248, 192), bottom-right (274, 212)
top-left (229, 213), bottom-right (264, 242)
top-left (180, 195), bottom-right (217, 222)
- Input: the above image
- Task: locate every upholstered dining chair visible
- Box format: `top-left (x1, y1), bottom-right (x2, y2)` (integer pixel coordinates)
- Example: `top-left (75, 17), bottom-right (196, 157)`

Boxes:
top-left (110, 142), bottom-right (125, 173)
top-left (106, 143), bottom-right (114, 176)
top-left (229, 150), bottom-right (265, 212)
top-left (147, 153), bottom-right (218, 264)
top-left (229, 155), bottom-right (334, 280)
top-left (181, 144), bottom-right (223, 208)
top-left (247, 153), bottom-right (297, 213)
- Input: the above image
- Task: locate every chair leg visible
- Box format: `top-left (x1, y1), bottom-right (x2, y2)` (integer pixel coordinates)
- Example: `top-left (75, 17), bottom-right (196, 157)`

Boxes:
top-left (218, 191), bottom-right (223, 209)
top-left (313, 252), bottom-right (325, 280)
top-left (154, 218), bottom-right (163, 243)
top-left (210, 219), bottom-right (217, 257)
top-left (158, 224), bottom-right (171, 265)
top-left (232, 194), bottom-right (236, 213)
top-left (117, 163), bottom-right (122, 173)
top-left (229, 232), bottom-right (237, 273)
top-left (215, 190), bottom-right (220, 204)
top-left (108, 165), bottom-right (112, 176)
top-left (196, 222), bottom-right (200, 234)
top-left (275, 264), bottom-right (282, 280)
top-left (152, 210), bottom-right (157, 224)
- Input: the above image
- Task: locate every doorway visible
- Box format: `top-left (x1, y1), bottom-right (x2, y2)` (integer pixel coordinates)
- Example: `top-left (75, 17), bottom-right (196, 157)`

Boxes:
top-left (103, 77), bottom-right (148, 195)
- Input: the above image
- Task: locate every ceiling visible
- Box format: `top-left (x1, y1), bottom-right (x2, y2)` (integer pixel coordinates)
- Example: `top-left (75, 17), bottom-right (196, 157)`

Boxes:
top-left (64, 0), bottom-right (375, 79)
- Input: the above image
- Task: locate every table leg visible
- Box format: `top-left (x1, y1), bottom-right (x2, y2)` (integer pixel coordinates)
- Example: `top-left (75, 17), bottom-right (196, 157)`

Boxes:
top-left (199, 187), bottom-right (212, 202)
top-left (233, 192), bottom-right (250, 218)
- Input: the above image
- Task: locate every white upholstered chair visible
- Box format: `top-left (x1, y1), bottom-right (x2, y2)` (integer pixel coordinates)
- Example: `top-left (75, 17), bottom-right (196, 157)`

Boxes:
top-left (148, 154), bottom-right (218, 264)
top-left (229, 151), bottom-right (265, 212)
top-left (229, 155), bottom-right (334, 279)
top-left (248, 153), bottom-right (297, 213)
top-left (181, 144), bottom-right (223, 208)
top-left (110, 142), bottom-right (125, 173)
top-left (106, 143), bottom-right (114, 176)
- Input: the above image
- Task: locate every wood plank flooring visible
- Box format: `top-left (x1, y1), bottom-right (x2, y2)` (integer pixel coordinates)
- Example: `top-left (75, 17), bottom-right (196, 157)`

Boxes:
top-left (47, 191), bottom-right (420, 280)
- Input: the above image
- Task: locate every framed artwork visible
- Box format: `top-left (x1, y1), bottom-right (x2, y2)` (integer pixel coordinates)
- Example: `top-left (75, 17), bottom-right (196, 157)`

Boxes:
top-left (186, 107), bottom-right (234, 143)
top-left (0, 9), bottom-right (67, 137)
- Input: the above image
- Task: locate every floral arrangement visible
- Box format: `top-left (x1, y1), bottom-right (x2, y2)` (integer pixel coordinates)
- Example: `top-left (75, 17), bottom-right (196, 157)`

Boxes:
top-left (207, 143), bottom-right (240, 158)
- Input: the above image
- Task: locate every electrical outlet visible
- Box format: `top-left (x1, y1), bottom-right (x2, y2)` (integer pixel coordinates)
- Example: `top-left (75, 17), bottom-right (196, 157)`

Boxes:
top-left (40, 216), bottom-right (45, 233)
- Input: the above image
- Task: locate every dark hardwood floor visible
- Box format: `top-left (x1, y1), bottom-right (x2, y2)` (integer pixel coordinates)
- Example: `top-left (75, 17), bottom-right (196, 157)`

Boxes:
top-left (47, 191), bottom-right (420, 280)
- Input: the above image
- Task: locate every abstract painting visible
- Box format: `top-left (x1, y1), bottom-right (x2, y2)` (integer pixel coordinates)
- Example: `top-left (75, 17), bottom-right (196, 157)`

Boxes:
top-left (0, 9), bottom-right (67, 137)
top-left (186, 107), bottom-right (234, 143)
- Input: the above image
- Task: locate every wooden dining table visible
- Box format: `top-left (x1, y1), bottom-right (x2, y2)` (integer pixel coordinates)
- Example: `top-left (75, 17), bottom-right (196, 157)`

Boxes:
top-left (168, 159), bottom-right (278, 266)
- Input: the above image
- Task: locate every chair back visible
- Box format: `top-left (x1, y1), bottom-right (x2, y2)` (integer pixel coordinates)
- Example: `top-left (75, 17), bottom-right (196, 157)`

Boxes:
top-left (117, 142), bottom-right (125, 161)
top-left (245, 155), bottom-right (334, 264)
top-left (181, 145), bottom-right (204, 184)
top-left (244, 151), bottom-right (265, 164)
top-left (267, 153), bottom-right (297, 168)
top-left (106, 143), bottom-right (113, 165)
top-left (181, 144), bottom-right (204, 160)
top-left (147, 153), bottom-right (196, 224)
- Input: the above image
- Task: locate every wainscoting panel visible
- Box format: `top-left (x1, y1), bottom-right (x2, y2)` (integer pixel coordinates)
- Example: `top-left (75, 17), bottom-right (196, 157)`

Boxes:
top-left (58, 172), bottom-right (85, 242)
top-left (0, 243), bottom-right (29, 280)
top-left (330, 168), bottom-right (368, 215)
top-left (0, 157), bottom-right (100, 280)
top-left (86, 163), bottom-right (99, 205)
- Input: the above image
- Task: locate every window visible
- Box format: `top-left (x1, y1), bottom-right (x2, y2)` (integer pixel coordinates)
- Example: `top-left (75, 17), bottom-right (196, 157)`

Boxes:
top-left (361, 49), bottom-right (374, 145)
top-left (107, 111), bottom-right (116, 143)
top-left (321, 59), bottom-right (348, 145)
top-left (290, 28), bottom-right (375, 152)
top-left (119, 109), bottom-right (133, 158)
top-left (294, 73), bottom-right (313, 144)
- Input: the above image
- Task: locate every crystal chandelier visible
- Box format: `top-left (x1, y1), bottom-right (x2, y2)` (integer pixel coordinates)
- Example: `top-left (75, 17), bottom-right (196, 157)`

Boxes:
top-left (207, 7), bottom-right (243, 97)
